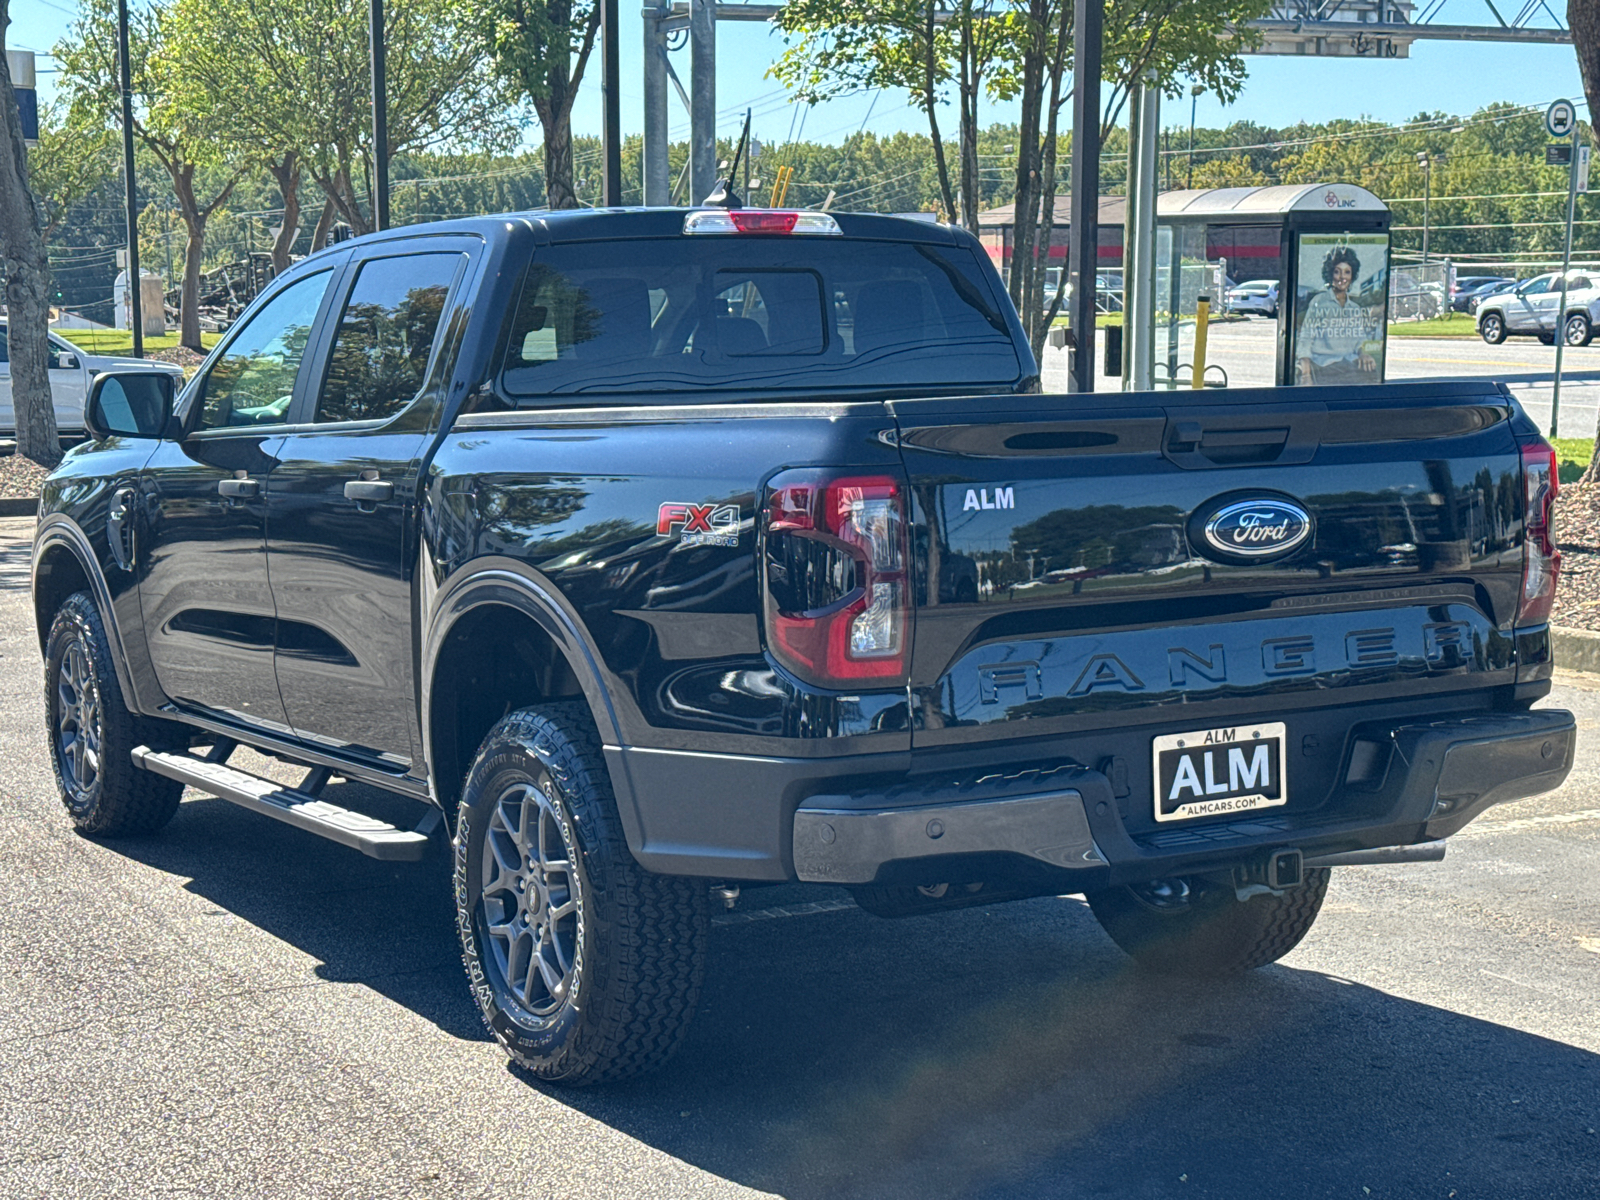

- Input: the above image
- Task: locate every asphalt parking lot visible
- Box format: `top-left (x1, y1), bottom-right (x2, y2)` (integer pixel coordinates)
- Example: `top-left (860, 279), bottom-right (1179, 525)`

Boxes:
top-left (2, 513), bottom-right (1598, 1200)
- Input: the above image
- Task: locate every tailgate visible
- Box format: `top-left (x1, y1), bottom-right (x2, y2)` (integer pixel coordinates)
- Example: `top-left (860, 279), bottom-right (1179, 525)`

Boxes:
top-left (890, 382), bottom-right (1528, 751)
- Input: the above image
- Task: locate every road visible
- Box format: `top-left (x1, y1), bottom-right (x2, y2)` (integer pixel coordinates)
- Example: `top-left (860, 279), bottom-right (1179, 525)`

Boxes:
top-left (1042, 317), bottom-right (1600, 438)
top-left (1, 513), bottom-right (1597, 1199)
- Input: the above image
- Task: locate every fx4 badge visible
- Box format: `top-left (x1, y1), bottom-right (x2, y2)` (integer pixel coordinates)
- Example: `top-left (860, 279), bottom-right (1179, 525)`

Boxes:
top-left (657, 502), bottom-right (740, 547)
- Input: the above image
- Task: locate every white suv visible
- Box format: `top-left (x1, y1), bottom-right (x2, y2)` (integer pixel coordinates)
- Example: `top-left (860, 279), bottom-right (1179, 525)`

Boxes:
top-left (0, 324), bottom-right (185, 439)
top-left (1476, 272), bottom-right (1600, 347)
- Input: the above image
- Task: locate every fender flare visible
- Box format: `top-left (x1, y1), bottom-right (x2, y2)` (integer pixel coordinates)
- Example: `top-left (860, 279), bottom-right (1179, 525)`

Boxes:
top-left (32, 514), bottom-right (143, 709)
top-left (419, 559), bottom-right (625, 783)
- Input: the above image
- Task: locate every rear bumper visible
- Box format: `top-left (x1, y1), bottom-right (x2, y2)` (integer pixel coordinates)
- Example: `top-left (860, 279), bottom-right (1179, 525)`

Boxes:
top-left (788, 709), bottom-right (1575, 888)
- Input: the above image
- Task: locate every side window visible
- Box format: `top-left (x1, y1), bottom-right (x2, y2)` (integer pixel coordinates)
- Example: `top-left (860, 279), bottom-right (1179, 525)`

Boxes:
top-left (0, 327), bottom-right (9, 363)
top-left (197, 269), bottom-right (332, 430)
top-left (314, 252), bottom-right (463, 424)
top-left (1521, 276), bottom-right (1551, 296)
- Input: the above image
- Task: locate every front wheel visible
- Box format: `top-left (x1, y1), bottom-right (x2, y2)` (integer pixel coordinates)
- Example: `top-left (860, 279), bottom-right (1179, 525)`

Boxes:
top-left (1087, 868), bottom-right (1330, 975)
top-left (1479, 313), bottom-right (1506, 344)
top-left (454, 703), bottom-right (709, 1085)
top-left (1565, 311), bottom-right (1593, 347)
top-left (46, 592), bottom-right (185, 835)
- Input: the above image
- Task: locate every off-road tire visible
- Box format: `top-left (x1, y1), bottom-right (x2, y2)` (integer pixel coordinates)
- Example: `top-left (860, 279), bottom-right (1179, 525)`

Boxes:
top-left (454, 703), bottom-right (709, 1085)
top-left (1479, 313), bottom-right (1506, 344)
top-left (1087, 868), bottom-right (1330, 976)
top-left (45, 592), bottom-right (185, 836)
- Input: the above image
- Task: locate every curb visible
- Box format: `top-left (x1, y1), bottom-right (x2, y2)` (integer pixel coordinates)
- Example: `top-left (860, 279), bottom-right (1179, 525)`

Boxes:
top-left (1551, 625), bottom-right (1600, 675)
top-left (0, 498), bottom-right (38, 518)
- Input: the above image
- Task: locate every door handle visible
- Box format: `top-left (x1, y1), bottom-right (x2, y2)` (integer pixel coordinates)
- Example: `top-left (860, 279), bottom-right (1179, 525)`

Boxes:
top-left (344, 479), bottom-right (394, 503)
top-left (217, 478), bottom-right (259, 498)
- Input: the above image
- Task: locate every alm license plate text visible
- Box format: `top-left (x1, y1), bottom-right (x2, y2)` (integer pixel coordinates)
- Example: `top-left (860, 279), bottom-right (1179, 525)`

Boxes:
top-left (1152, 723), bottom-right (1286, 823)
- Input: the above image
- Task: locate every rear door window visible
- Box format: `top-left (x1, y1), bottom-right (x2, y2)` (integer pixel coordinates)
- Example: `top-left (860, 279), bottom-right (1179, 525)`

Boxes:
top-left (314, 252), bottom-right (464, 424)
top-left (497, 237), bottom-right (1020, 399)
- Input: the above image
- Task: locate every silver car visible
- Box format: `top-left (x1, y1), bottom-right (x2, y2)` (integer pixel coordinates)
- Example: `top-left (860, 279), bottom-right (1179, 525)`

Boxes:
top-left (0, 324), bottom-right (185, 438)
top-left (1476, 271), bottom-right (1600, 347)
top-left (1225, 280), bottom-right (1279, 317)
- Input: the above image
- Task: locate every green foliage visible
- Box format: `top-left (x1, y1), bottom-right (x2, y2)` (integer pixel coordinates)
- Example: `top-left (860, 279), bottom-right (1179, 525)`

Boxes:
top-left (28, 97), bottom-right (117, 242)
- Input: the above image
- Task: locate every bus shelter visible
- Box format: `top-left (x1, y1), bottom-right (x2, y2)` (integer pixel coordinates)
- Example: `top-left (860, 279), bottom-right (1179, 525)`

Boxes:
top-left (1156, 183), bottom-right (1392, 388)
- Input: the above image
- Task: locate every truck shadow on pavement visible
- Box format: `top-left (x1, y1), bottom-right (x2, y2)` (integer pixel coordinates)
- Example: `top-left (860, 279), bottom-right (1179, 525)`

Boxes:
top-left (116, 790), bottom-right (1599, 1200)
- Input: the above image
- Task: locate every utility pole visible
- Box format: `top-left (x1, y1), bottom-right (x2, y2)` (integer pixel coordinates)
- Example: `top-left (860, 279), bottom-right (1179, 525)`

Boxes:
top-left (689, 0), bottom-right (716, 205)
top-left (370, 0), bottom-right (389, 230)
top-left (602, 0), bottom-right (622, 206)
top-left (642, 3), bottom-right (670, 205)
top-left (117, 0), bottom-right (142, 355)
top-left (1065, 0), bottom-right (1102, 394)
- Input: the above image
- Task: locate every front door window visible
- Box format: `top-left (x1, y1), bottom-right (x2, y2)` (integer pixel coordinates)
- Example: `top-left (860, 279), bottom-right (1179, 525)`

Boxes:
top-left (196, 269), bottom-right (333, 429)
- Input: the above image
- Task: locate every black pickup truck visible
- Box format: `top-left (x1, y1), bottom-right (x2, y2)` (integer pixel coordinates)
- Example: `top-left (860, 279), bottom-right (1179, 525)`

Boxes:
top-left (33, 207), bottom-right (1576, 1084)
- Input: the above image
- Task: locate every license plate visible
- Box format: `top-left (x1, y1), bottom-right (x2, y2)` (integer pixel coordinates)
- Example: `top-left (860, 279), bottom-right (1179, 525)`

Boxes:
top-left (1152, 723), bottom-right (1287, 823)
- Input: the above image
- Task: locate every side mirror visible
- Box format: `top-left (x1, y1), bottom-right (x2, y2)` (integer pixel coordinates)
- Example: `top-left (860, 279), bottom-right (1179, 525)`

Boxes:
top-left (85, 371), bottom-right (175, 441)
top-left (52, 351), bottom-right (80, 370)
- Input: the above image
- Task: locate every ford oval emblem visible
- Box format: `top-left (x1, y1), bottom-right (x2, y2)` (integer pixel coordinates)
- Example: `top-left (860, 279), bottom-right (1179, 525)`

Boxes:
top-left (1196, 496), bottom-right (1313, 563)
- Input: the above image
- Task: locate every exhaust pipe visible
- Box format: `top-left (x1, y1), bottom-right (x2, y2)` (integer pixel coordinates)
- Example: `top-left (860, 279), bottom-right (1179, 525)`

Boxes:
top-left (1303, 841), bottom-right (1447, 869)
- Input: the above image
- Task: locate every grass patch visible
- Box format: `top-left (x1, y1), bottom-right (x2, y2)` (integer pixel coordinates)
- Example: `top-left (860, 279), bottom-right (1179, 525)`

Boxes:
top-left (1552, 437), bottom-right (1593, 485)
top-left (1387, 313), bottom-right (1478, 338)
top-left (55, 329), bottom-right (221, 355)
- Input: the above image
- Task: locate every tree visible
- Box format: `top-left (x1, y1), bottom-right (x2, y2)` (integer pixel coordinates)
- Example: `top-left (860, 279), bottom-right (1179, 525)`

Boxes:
top-left (773, 0), bottom-right (1017, 231)
top-left (168, 0), bottom-right (516, 236)
top-left (479, 0), bottom-right (602, 210)
top-left (1007, 0), bottom-right (1271, 356)
top-left (56, 0), bottom-right (244, 349)
top-left (29, 97), bottom-right (117, 242)
top-left (0, 0), bottom-right (62, 466)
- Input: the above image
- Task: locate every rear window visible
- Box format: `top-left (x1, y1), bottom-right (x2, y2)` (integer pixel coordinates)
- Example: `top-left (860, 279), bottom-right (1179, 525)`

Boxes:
top-left (493, 237), bottom-right (1021, 399)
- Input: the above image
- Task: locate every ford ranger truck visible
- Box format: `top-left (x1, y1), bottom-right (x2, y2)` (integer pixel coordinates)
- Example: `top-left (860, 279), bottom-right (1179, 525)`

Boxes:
top-left (33, 207), bottom-right (1575, 1085)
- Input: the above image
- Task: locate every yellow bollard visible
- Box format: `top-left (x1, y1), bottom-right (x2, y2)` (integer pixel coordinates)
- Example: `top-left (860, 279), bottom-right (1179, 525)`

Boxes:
top-left (1192, 295), bottom-right (1211, 390)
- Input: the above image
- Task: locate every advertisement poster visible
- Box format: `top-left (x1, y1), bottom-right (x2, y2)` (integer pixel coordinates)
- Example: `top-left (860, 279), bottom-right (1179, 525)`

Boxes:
top-left (1292, 233), bottom-right (1389, 386)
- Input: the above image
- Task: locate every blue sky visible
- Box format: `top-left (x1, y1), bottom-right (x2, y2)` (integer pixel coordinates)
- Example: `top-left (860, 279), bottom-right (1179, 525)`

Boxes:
top-left (10, 2), bottom-right (1587, 151)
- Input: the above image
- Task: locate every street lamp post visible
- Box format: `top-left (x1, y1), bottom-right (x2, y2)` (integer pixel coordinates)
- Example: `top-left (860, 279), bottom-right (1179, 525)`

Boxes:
top-left (1417, 151), bottom-right (1431, 262)
top-left (1187, 84), bottom-right (1203, 189)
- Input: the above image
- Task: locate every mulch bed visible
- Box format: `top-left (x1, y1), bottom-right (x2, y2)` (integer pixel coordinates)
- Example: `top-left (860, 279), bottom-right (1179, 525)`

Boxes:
top-left (1553, 480), bottom-right (1600, 632)
top-left (0, 453), bottom-right (52, 501)
top-left (146, 346), bottom-right (208, 373)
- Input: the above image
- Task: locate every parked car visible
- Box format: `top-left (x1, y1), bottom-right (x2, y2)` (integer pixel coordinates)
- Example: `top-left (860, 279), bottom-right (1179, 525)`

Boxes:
top-left (1389, 271), bottom-right (1447, 321)
top-left (1464, 278), bottom-right (1521, 315)
top-left (1476, 271), bottom-right (1600, 346)
top-left (1042, 267), bottom-right (1122, 314)
top-left (1225, 279), bottom-right (1279, 317)
top-left (1451, 275), bottom-right (1515, 314)
top-left (0, 323), bottom-right (184, 441)
top-left (37, 206), bottom-right (1575, 1087)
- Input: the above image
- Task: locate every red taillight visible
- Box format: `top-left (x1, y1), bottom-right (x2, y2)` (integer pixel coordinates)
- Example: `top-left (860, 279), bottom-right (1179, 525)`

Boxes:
top-left (762, 471), bottom-right (910, 687)
top-left (1518, 441), bottom-right (1561, 625)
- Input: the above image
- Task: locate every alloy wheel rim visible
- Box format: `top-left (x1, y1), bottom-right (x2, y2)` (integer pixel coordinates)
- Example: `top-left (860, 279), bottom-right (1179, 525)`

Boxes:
top-left (56, 635), bottom-right (102, 798)
top-left (480, 781), bottom-right (581, 1019)
top-left (1568, 317), bottom-right (1588, 345)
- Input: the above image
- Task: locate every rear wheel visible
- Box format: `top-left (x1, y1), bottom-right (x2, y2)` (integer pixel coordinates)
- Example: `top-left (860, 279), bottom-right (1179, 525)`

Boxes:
top-left (1087, 868), bottom-right (1330, 975)
top-left (454, 703), bottom-right (709, 1084)
top-left (45, 592), bottom-right (185, 836)
top-left (1479, 313), bottom-right (1506, 344)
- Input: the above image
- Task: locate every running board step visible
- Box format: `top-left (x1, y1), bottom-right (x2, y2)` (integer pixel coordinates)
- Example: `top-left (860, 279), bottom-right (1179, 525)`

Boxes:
top-left (131, 747), bottom-right (432, 861)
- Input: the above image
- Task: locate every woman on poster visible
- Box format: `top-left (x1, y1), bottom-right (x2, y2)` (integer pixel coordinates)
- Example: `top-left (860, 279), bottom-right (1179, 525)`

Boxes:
top-left (1296, 245), bottom-right (1381, 385)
